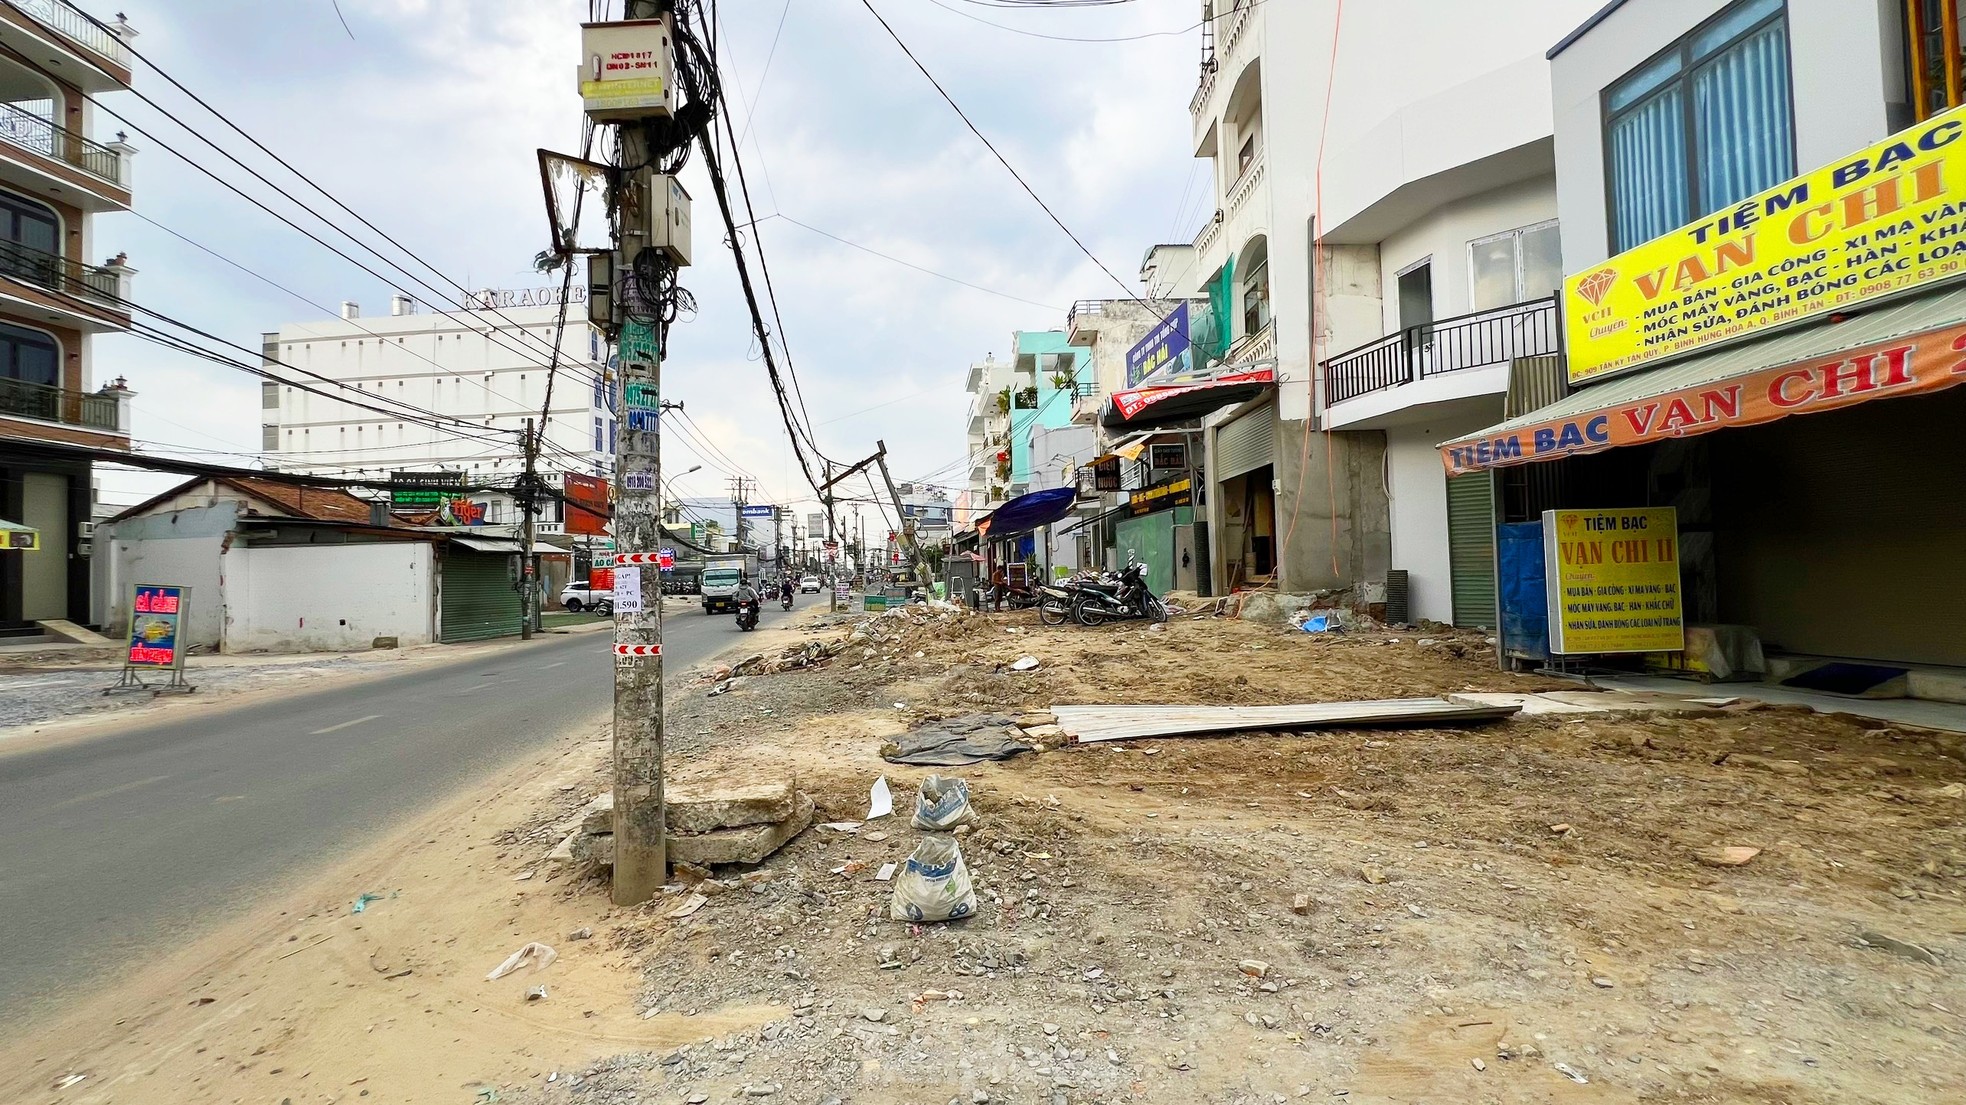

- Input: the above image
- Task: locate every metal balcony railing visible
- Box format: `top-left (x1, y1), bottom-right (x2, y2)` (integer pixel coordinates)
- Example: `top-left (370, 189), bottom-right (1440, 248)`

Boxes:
top-left (0, 237), bottom-right (119, 302)
top-left (1323, 296), bottom-right (1559, 406)
top-left (1067, 299), bottom-right (1105, 335)
top-left (0, 376), bottom-right (117, 430)
top-left (0, 100), bottom-right (124, 183)
top-left (13, 0), bottom-right (128, 63)
top-left (1069, 380), bottom-right (1098, 399)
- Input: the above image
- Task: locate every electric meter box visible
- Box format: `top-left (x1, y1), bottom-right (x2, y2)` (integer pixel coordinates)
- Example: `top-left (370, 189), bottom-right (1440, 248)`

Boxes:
top-left (654, 175), bottom-right (692, 267)
top-left (579, 18), bottom-right (675, 122)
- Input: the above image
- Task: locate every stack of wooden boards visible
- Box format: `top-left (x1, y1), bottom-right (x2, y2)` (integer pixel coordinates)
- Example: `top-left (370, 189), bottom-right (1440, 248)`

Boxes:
top-left (1047, 696), bottom-right (1522, 744)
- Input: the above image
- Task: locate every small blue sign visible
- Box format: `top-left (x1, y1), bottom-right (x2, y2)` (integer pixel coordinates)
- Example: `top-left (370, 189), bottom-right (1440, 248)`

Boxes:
top-left (740, 505), bottom-right (774, 519)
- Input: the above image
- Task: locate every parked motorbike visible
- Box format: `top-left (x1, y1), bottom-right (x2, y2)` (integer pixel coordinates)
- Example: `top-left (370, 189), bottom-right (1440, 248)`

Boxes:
top-left (1069, 560), bottom-right (1166, 626)
top-left (1036, 569), bottom-right (1105, 626)
top-left (735, 596), bottom-right (760, 631)
top-left (594, 597), bottom-right (615, 617)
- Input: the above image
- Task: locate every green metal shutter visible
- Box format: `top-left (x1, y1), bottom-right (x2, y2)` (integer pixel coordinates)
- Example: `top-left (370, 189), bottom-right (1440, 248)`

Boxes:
top-left (1215, 401), bottom-right (1276, 480)
top-left (1446, 472), bottom-right (1496, 630)
top-left (440, 551), bottom-right (520, 643)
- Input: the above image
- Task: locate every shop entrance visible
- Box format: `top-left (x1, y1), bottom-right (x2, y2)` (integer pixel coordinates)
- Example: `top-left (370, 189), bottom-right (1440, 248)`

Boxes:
top-left (1217, 464), bottom-right (1275, 590)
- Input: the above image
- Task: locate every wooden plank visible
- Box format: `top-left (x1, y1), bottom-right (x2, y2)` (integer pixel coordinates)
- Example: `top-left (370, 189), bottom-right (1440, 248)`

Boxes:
top-left (1050, 697), bottom-right (1521, 743)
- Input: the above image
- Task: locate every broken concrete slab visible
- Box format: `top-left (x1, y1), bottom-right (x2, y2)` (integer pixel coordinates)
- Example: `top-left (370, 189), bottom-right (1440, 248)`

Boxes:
top-left (667, 779), bottom-right (798, 835)
top-left (667, 792), bottom-right (814, 867)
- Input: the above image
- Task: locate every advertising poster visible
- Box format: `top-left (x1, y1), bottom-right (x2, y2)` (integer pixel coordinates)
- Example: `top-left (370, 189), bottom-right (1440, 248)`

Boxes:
top-left (127, 584), bottom-right (186, 668)
top-left (1565, 103), bottom-right (1966, 384)
top-left (613, 565), bottom-right (644, 615)
top-left (563, 472), bottom-right (610, 536)
top-left (1125, 301), bottom-right (1192, 387)
top-left (1542, 508), bottom-right (1684, 655)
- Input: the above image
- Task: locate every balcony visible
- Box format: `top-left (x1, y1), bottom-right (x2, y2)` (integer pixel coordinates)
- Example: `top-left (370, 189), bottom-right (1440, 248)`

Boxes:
top-left (0, 99), bottom-right (132, 211)
top-left (0, 237), bottom-right (131, 331)
top-left (0, 1), bottom-right (131, 91)
top-left (0, 376), bottom-right (121, 434)
top-left (1225, 320), bottom-right (1276, 367)
top-left (1066, 299), bottom-right (1104, 345)
top-left (1068, 380), bottom-right (1102, 424)
top-left (1225, 153), bottom-right (1264, 218)
top-left (1323, 297), bottom-right (1559, 406)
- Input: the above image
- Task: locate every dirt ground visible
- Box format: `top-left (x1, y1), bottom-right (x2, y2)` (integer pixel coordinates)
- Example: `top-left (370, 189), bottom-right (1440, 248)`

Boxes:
top-left (10, 605), bottom-right (1964, 1105)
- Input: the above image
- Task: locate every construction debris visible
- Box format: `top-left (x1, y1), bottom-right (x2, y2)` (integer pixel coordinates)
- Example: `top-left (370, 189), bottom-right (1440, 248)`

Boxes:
top-left (1046, 697), bottom-right (1523, 744)
top-left (547, 781), bottom-right (814, 871)
top-left (882, 714), bottom-right (1034, 766)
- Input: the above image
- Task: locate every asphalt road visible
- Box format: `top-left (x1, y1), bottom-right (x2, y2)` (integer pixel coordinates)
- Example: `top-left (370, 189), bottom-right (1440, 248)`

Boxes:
top-left (0, 596), bottom-right (808, 1023)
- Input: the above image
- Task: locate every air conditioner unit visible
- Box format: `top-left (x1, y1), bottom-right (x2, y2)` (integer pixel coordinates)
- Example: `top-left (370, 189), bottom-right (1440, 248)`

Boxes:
top-left (578, 18), bottom-right (675, 123)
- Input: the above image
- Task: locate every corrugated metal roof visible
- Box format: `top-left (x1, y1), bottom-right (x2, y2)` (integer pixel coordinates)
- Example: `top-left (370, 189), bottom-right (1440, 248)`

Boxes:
top-left (1447, 285), bottom-right (1966, 446)
top-left (451, 536), bottom-right (526, 554)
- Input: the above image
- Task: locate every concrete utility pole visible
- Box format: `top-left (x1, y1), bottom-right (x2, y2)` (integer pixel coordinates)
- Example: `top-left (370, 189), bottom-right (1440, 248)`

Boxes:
top-left (519, 416), bottom-right (538, 641)
top-left (871, 439), bottom-right (932, 590)
top-left (824, 459), bottom-right (841, 612)
top-left (608, 0), bottom-right (670, 906)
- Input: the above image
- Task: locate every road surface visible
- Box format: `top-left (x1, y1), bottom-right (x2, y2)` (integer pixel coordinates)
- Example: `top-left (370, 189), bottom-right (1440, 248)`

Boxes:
top-left (0, 597), bottom-right (808, 1023)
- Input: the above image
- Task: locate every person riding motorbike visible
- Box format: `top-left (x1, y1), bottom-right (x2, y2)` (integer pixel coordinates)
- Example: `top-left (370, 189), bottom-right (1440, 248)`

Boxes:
top-left (734, 575), bottom-right (761, 630)
top-left (779, 576), bottom-right (795, 608)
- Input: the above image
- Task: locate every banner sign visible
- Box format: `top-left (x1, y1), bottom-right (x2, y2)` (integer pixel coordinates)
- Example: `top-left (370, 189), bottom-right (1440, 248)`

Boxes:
top-left (1542, 508), bottom-right (1683, 655)
top-left (0, 523), bottom-right (38, 550)
top-left (1565, 104), bottom-right (1966, 384)
top-left (1126, 301), bottom-right (1192, 387)
top-left (127, 584), bottom-right (186, 668)
top-left (1127, 477), bottom-right (1192, 516)
top-left (389, 470), bottom-right (465, 506)
top-left (1111, 365), bottom-right (1274, 421)
top-left (1442, 318), bottom-right (1966, 474)
top-left (740, 504), bottom-right (775, 519)
top-left (563, 472), bottom-right (610, 536)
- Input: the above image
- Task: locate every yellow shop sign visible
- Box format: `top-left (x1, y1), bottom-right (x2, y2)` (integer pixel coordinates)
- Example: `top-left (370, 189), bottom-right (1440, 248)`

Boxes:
top-left (1565, 104), bottom-right (1966, 384)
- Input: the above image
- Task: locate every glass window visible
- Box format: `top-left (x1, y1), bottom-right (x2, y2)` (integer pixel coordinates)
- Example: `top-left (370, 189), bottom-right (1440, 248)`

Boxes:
top-left (1468, 221), bottom-right (1563, 310)
top-left (594, 416), bottom-right (604, 452)
top-left (262, 382), bottom-right (279, 408)
top-left (0, 321), bottom-right (59, 385)
top-left (1240, 240), bottom-right (1270, 339)
top-left (1604, 0), bottom-right (1791, 251)
top-left (262, 425), bottom-right (279, 450)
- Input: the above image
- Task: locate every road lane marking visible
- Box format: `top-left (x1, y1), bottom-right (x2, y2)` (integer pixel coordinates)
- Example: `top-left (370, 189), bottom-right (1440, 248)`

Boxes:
top-left (311, 714), bottom-right (382, 735)
top-left (543, 661), bottom-right (568, 669)
top-left (52, 773), bottom-right (172, 810)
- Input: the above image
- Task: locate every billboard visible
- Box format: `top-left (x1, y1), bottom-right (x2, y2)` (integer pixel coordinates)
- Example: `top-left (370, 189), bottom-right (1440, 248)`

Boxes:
top-left (1565, 104), bottom-right (1966, 384)
top-left (1542, 508), bottom-right (1683, 655)
top-left (806, 511), bottom-right (826, 536)
top-left (739, 504), bottom-right (775, 519)
top-left (1125, 301), bottom-right (1192, 387)
top-left (563, 472), bottom-right (610, 536)
top-left (389, 469), bottom-right (465, 506)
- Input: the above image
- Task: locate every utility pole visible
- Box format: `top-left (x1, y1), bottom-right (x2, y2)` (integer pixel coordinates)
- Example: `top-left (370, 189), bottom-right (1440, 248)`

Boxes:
top-left (824, 459), bottom-right (841, 612)
top-left (519, 416), bottom-right (537, 641)
top-left (604, 0), bottom-right (673, 906)
top-left (872, 438), bottom-right (932, 590)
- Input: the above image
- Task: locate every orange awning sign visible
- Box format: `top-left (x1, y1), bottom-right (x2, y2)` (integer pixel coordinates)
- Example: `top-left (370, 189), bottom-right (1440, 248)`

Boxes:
top-left (1441, 320), bottom-right (1966, 474)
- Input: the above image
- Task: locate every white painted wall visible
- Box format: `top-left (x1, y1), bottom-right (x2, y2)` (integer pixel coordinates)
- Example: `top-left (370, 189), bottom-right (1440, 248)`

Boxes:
top-left (99, 503), bottom-right (237, 647)
top-left (1384, 410), bottom-right (1506, 624)
top-left (224, 542), bottom-right (435, 653)
top-left (1377, 177), bottom-right (1560, 332)
top-left (1551, 0), bottom-right (1905, 272)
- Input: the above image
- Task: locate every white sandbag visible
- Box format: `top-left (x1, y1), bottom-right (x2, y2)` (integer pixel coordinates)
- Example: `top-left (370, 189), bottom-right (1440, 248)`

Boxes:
top-left (911, 774), bottom-right (976, 831)
top-left (888, 834), bottom-right (977, 922)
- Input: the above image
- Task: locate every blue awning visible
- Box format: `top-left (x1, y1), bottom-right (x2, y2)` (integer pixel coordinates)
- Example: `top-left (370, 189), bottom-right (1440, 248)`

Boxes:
top-left (975, 487), bottom-right (1078, 539)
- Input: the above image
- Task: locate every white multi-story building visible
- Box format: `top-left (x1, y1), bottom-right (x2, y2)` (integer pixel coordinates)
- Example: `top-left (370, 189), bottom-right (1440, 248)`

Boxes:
top-left (1175, 0), bottom-right (1598, 615)
top-left (961, 351), bottom-right (1023, 513)
top-left (263, 296), bottom-right (612, 534)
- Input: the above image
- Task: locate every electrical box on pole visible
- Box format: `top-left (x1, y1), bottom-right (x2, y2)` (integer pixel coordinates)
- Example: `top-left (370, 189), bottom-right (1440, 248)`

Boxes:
top-left (586, 251), bottom-right (615, 333)
top-left (651, 175), bottom-right (693, 267)
top-left (579, 18), bottom-right (676, 122)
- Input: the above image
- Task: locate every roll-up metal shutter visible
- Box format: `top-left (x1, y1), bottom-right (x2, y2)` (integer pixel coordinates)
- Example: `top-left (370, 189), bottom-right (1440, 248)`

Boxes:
top-left (440, 551), bottom-right (520, 643)
top-left (1215, 400), bottom-right (1276, 480)
top-left (1446, 471), bottom-right (1497, 630)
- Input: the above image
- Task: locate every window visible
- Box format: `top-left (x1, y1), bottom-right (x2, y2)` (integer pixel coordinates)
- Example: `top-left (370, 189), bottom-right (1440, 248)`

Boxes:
top-left (1604, 0), bottom-right (1793, 251)
top-left (1240, 239), bottom-right (1270, 338)
top-left (1906, 0), bottom-right (1966, 121)
top-left (594, 416), bottom-right (604, 452)
top-left (1469, 221), bottom-right (1563, 310)
top-left (0, 322), bottom-right (60, 386)
top-left (1396, 260), bottom-right (1433, 330)
top-left (262, 425), bottom-right (279, 450)
top-left (0, 192), bottom-right (60, 288)
top-left (1237, 135), bottom-right (1257, 176)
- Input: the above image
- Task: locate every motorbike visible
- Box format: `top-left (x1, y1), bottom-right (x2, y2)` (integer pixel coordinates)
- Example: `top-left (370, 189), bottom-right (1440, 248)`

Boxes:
top-left (594, 597), bottom-right (615, 616)
top-left (1069, 560), bottom-right (1166, 626)
top-left (780, 588), bottom-right (794, 611)
top-left (735, 595), bottom-right (760, 631)
top-left (1036, 569), bottom-right (1105, 626)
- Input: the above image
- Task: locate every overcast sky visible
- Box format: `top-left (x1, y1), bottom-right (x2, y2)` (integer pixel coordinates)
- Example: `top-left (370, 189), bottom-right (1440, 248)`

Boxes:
top-left (94, 0), bottom-right (1203, 524)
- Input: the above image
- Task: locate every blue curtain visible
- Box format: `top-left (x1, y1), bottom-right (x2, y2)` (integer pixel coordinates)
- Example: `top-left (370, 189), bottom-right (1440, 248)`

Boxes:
top-left (1608, 88), bottom-right (1690, 252)
top-left (1694, 22), bottom-right (1793, 213)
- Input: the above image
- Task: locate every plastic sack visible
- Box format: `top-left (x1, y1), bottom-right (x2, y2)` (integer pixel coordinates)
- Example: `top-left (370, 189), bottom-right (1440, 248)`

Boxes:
top-left (486, 941), bottom-right (557, 981)
top-left (888, 834), bottom-right (977, 922)
top-left (912, 775), bottom-right (977, 831)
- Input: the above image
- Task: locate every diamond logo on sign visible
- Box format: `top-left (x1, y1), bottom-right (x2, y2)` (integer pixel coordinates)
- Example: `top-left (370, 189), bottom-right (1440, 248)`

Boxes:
top-left (1575, 268), bottom-right (1618, 307)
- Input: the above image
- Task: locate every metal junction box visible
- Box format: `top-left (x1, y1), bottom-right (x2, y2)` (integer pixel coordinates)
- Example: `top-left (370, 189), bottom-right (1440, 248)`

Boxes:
top-left (579, 18), bottom-right (675, 122)
top-left (654, 174), bottom-right (692, 267)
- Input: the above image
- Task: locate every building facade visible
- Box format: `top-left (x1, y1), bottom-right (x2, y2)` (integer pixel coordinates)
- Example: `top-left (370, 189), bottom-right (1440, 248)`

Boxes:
top-left (962, 352), bottom-right (1018, 510)
top-left (0, 2), bottom-right (137, 633)
top-left (1443, 0), bottom-right (1966, 678)
top-left (264, 297), bottom-right (611, 536)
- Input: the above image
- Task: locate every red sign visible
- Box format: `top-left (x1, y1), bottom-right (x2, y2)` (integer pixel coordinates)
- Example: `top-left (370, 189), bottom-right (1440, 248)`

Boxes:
top-left (1441, 319), bottom-right (1966, 474)
top-left (563, 473), bottom-right (610, 536)
top-left (612, 643), bottom-right (662, 657)
top-left (1110, 365), bottom-right (1275, 421)
top-left (658, 549), bottom-right (675, 569)
top-left (589, 566), bottom-right (614, 591)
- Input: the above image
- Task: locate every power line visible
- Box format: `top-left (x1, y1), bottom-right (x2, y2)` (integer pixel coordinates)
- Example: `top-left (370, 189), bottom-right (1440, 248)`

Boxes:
top-left (925, 0), bottom-right (1209, 41)
top-left (770, 214), bottom-right (1065, 310)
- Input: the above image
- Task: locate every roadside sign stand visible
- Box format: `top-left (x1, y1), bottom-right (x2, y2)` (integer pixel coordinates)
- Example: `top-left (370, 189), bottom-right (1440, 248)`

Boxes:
top-left (107, 583), bottom-right (197, 695)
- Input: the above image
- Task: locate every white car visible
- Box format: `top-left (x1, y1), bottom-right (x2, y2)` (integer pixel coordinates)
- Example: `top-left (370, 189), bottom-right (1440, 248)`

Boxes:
top-left (799, 574), bottom-right (821, 594)
top-left (560, 581), bottom-right (610, 612)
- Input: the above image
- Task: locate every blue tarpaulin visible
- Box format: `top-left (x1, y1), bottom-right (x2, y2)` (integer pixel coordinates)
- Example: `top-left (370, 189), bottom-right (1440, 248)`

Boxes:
top-left (1497, 521), bottom-right (1549, 661)
top-left (977, 487), bottom-right (1078, 539)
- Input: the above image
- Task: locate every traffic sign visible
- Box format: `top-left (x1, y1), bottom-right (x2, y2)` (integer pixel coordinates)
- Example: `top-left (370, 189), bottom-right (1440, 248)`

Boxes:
top-left (612, 643), bottom-right (662, 657)
top-left (612, 551), bottom-right (663, 565)
top-left (657, 547), bottom-right (675, 569)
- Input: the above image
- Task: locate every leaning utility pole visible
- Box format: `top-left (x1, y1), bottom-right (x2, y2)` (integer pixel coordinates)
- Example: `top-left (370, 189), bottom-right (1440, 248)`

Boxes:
top-left (824, 459), bottom-right (841, 612)
top-left (519, 416), bottom-right (538, 641)
top-left (871, 439), bottom-right (933, 591)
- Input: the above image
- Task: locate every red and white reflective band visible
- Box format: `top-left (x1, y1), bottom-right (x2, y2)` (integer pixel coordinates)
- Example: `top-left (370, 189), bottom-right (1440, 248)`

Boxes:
top-left (611, 552), bottom-right (663, 565)
top-left (612, 643), bottom-right (662, 657)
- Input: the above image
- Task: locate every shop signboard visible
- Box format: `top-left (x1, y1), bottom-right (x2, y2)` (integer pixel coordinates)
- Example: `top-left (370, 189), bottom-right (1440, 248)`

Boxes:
top-left (389, 469), bottom-right (465, 506)
top-left (1126, 301), bottom-right (1192, 387)
top-left (111, 583), bottom-right (195, 693)
top-left (563, 472), bottom-right (610, 536)
top-left (1441, 318), bottom-right (1966, 474)
top-left (1565, 103), bottom-right (1966, 385)
top-left (1542, 508), bottom-right (1683, 655)
top-left (1127, 477), bottom-right (1192, 516)
top-left (1091, 456), bottom-right (1121, 492)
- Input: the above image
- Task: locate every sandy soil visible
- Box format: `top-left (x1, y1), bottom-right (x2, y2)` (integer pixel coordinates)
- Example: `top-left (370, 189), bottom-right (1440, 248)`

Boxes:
top-left (10, 604), bottom-right (1964, 1105)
